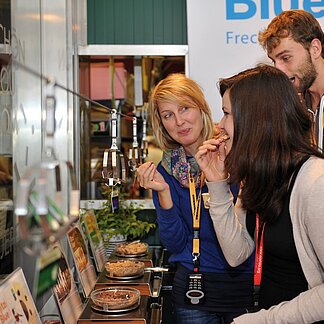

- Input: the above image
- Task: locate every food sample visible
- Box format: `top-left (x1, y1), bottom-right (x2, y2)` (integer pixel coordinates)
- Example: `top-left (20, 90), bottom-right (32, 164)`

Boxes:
top-left (214, 129), bottom-right (230, 141)
top-left (91, 287), bottom-right (140, 310)
top-left (105, 260), bottom-right (145, 277)
top-left (115, 242), bottom-right (148, 256)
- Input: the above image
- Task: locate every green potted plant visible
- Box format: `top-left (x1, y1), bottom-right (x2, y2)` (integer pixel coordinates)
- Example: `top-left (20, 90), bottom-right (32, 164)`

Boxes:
top-left (94, 189), bottom-right (156, 243)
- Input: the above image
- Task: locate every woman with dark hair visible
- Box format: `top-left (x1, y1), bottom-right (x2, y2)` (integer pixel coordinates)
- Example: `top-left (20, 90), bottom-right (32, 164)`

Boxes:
top-left (196, 65), bottom-right (324, 323)
top-left (137, 73), bottom-right (254, 324)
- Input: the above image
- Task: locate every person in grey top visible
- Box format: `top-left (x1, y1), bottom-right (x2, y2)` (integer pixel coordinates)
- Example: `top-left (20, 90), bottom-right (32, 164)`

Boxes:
top-left (196, 65), bottom-right (324, 323)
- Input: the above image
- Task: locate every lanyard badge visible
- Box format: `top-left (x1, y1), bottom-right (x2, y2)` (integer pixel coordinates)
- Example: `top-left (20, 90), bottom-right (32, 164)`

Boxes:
top-left (253, 213), bottom-right (266, 310)
top-left (188, 170), bottom-right (204, 270)
top-left (186, 169), bottom-right (206, 305)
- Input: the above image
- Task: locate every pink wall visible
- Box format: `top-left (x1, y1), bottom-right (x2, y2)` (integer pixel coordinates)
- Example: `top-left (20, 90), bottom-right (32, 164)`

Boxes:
top-left (90, 62), bottom-right (126, 100)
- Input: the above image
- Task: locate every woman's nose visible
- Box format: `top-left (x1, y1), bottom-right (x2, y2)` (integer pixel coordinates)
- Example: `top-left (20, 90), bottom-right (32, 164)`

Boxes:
top-left (175, 114), bottom-right (184, 126)
top-left (218, 117), bottom-right (225, 128)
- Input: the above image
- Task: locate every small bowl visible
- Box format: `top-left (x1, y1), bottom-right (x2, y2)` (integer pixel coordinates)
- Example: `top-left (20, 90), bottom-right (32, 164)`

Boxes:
top-left (105, 260), bottom-right (145, 277)
top-left (115, 242), bottom-right (148, 256)
top-left (90, 287), bottom-right (140, 311)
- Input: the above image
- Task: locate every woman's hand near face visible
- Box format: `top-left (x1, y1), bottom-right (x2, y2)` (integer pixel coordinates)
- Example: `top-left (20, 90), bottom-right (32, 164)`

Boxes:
top-left (137, 162), bottom-right (173, 209)
top-left (137, 161), bottom-right (169, 192)
top-left (195, 138), bottom-right (228, 182)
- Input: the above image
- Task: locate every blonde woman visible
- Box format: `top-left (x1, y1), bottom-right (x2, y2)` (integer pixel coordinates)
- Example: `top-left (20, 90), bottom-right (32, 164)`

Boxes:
top-left (137, 73), bottom-right (253, 324)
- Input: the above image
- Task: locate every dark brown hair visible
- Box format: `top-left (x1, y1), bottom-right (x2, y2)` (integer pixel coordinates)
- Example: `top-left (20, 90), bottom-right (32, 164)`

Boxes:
top-left (219, 65), bottom-right (323, 222)
top-left (259, 10), bottom-right (324, 57)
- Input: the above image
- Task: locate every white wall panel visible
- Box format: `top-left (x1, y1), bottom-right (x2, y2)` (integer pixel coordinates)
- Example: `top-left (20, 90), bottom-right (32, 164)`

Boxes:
top-left (187, 0), bottom-right (324, 121)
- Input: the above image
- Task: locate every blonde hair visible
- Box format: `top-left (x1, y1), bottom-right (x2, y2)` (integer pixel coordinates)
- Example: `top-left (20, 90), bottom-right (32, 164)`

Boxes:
top-left (149, 73), bottom-right (214, 150)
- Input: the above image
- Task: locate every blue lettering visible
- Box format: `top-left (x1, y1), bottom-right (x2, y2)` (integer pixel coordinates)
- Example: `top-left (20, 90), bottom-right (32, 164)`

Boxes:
top-left (274, 0), bottom-right (299, 16)
top-left (226, 0), bottom-right (324, 19)
top-left (304, 0), bottom-right (324, 19)
top-left (261, 0), bottom-right (270, 19)
top-left (226, 31), bottom-right (258, 44)
top-left (226, 0), bottom-right (256, 20)
top-left (251, 34), bottom-right (258, 43)
top-left (226, 31), bottom-right (234, 44)
top-left (241, 34), bottom-right (249, 44)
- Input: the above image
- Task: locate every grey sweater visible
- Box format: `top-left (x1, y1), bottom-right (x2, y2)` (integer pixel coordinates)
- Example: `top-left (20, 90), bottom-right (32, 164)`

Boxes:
top-left (207, 156), bottom-right (324, 323)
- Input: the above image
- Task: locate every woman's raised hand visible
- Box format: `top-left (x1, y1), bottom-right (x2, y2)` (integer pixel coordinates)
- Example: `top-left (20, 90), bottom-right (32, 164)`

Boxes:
top-left (195, 138), bottom-right (228, 182)
top-left (137, 161), bottom-right (170, 192)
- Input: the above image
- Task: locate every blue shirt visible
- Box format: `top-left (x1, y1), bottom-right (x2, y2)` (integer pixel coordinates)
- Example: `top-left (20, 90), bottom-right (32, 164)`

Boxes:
top-left (153, 162), bottom-right (254, 274)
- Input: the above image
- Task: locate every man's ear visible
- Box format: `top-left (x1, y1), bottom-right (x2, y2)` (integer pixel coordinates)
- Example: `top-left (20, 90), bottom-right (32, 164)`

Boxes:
top-left (310, 38), bottom-right (323, 59)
